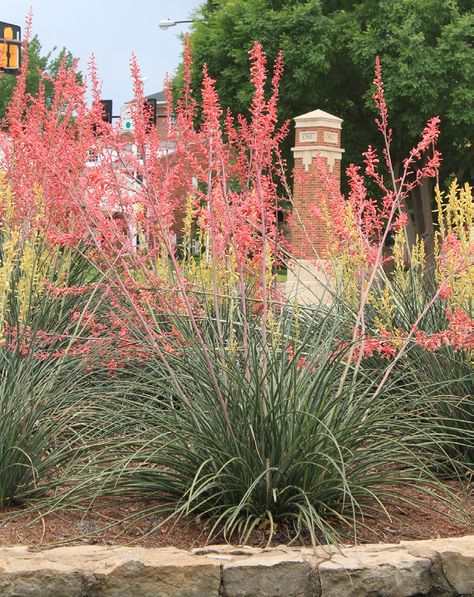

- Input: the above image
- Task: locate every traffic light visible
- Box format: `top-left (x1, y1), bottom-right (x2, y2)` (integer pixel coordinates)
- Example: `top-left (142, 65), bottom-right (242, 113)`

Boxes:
top-left (120, 99), bottom-right (157, 134)
top-left (0, 22), bottom-right (21, 75)
top-left (121, 103), bottom-right (133, 133)
top-left (99, 99), bottom-right (113, 124)
top-left (92, 100), bottom-right (113, 135)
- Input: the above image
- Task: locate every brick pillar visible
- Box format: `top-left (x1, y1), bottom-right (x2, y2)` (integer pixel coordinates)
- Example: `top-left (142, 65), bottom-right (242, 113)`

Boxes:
top-left (285, 109), bottom-right (344, 303)
top-left (290, 109), bottom-right (344, 258)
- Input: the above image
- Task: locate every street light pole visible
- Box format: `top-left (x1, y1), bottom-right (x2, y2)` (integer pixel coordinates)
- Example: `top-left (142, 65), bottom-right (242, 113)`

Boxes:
top-left (158, 19), bottom-right (195, 30)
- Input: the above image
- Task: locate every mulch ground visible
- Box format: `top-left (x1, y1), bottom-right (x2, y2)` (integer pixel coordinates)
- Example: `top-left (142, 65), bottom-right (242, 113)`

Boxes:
top-left (0, 480), bottom-right (471, 550)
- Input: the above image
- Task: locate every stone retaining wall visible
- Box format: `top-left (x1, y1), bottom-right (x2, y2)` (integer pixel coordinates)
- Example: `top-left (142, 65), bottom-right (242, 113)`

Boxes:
top-left (0, 535), bottom-right (472, 596)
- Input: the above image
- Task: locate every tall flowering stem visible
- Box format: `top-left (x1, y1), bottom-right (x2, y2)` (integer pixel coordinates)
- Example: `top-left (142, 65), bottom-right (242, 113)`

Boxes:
top-left (0, 31), bottom-right (288, 433)
top-left (307, 57), bottom-right (472, 393)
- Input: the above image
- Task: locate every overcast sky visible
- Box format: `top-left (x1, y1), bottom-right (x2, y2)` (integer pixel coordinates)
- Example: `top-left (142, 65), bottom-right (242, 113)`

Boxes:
top-left (3, 0), bottom-right (203, 112)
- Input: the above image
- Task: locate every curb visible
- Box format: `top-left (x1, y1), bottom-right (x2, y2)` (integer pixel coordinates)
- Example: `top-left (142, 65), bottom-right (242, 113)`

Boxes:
top-left (0, 535), bottom-right (472, 596)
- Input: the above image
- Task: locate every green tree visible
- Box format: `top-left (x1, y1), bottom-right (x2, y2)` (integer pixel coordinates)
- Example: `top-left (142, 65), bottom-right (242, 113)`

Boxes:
top-left (0, 35), bottom-right (80, 119)
top-left (181, 0), bottom-right (473, 262)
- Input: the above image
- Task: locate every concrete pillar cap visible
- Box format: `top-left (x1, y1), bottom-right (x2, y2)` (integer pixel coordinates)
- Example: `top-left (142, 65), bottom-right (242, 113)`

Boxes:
top-left (294, 109), bottom-right (343, 129)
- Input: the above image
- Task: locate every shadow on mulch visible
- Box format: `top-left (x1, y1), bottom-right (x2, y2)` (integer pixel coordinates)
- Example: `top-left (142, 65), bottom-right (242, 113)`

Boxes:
top-left (0, 480), bottom-right (471, 551)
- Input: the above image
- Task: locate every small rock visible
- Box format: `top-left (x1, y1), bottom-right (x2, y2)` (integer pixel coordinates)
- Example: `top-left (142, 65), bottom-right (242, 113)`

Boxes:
top-left (319, 544), bottom-right (433, 597)
top-left (221, 551), bottom-right (320, 597)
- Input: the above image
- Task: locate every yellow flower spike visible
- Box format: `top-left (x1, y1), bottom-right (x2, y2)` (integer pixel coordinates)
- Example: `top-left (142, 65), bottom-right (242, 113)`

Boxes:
top-left (182, 194), bottom-right (195, 262)
top-left (225, 248), bottom-right (239, 290)
top-left (460, 183), bottom-right (473, 240)
top-left (393, 227), bottom-right (408, 291)
top-left (374, 284), bottom-right (395, 332)
top-left (266, 307), bottom-right (281, 350)
top-left (293, 297), bottom-right (301, 345)
top-left (0, 175), bottom-right (15, 226)
top-left (434, 182), bottom-right (473, 310)
top-left (410, 236), bottom-right (426, 309)
top-left (17, 241), bottom-right (36, 324)
top-left (0, 229), bottom-right (20, 336)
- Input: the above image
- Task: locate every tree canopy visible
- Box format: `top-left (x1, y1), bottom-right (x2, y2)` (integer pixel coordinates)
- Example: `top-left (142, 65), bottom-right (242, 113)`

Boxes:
top-left (179, 0), bottom-right (473, 262)
top-left (0, 35), bottom-right (80, 120)
top-left (183, 0), bottom-right (472, 183)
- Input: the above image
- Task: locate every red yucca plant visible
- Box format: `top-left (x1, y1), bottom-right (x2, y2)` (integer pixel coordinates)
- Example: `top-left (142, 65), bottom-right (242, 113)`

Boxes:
top-left (2, 32), bottom-right (290, 365)
top-left (0, 20), bottom-right (471, 540)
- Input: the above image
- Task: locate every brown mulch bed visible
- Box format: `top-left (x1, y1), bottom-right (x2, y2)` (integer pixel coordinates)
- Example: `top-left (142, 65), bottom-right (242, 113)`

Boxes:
top-left (0, 480), bottom-right (471, 550)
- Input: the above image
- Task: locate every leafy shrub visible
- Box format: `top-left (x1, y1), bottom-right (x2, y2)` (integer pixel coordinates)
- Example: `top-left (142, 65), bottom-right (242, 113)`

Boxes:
top-left (78, 304), bottom-right (450, 544)
top-left (0, 27), bottom-right (470, 544)
top-left (0, 206), bottom-right (107, 507)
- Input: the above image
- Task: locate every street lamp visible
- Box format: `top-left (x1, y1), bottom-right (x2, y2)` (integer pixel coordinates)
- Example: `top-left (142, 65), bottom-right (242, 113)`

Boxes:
top-left (158, 19), bottom-right (194, 30)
